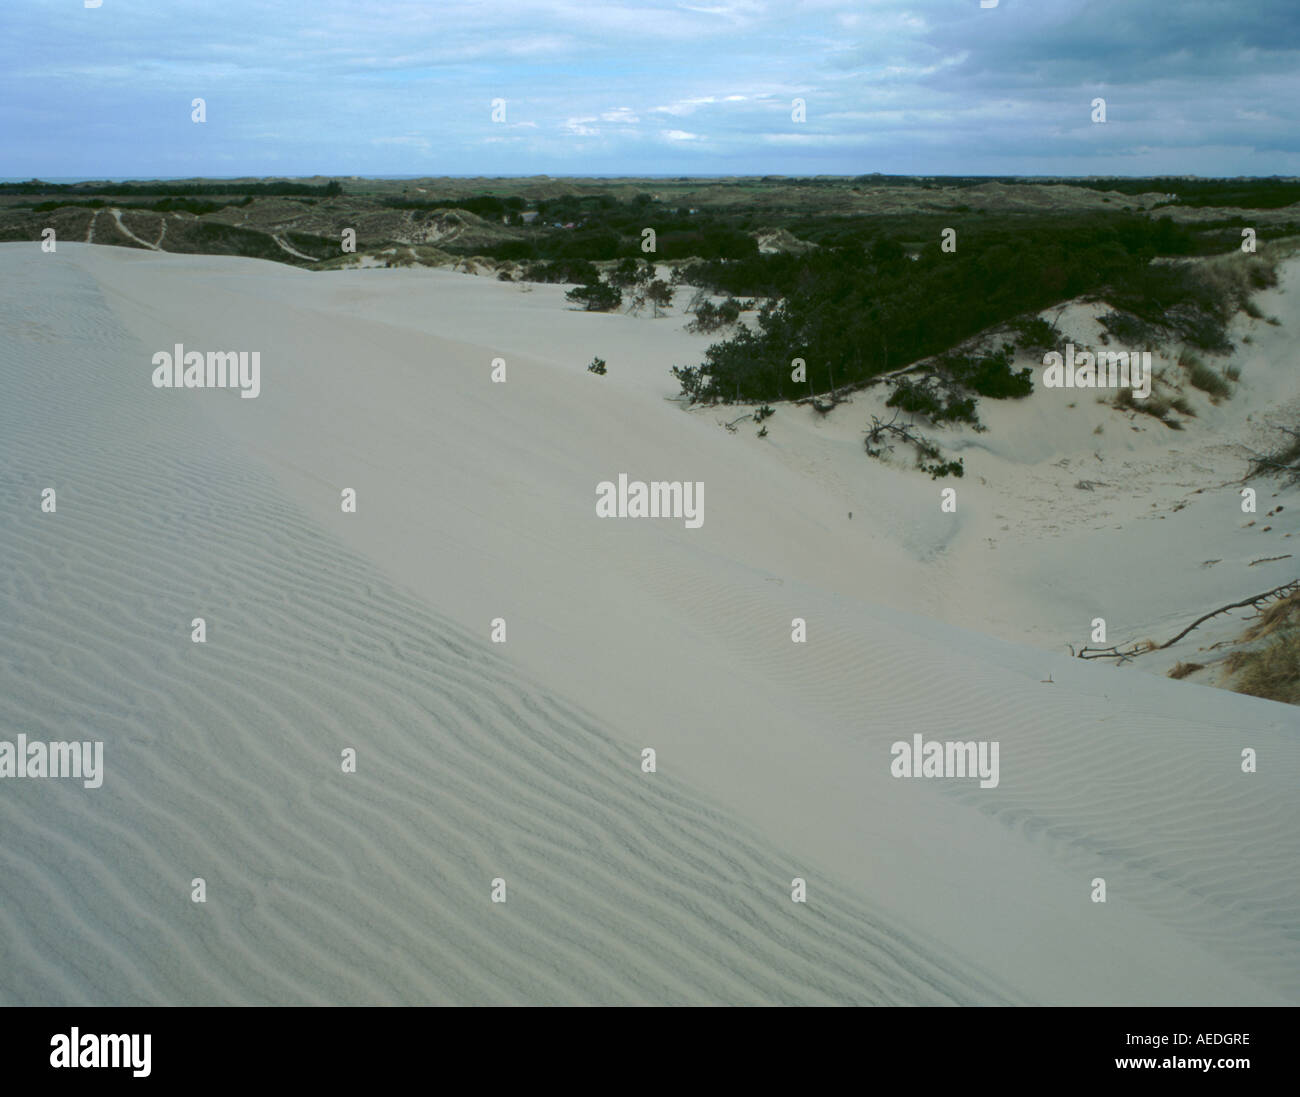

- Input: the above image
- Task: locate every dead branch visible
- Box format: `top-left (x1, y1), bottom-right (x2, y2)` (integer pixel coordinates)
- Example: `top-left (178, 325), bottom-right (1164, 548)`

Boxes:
top-left (1238, 422), bottom-right (1300, 481)
top-left (1074, 580), bottom-right (1300, 660)
top-left (864, 412), bottom-right (940, 457)
top-left (1076, 643), bottom-right (1148, 662)
top-left (1156, 580), bottom-right (1300, 650)
top-left (796, 389), bottom-right (850, 415)
top-left (1240, 446), bottom-right (1300, 476)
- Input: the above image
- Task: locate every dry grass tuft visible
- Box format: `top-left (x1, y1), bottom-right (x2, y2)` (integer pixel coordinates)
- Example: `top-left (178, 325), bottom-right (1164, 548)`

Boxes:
top-left (1224, 631), bottom-right (1300, 705)
top-left (1242, 591), bottom-right (1300, 641)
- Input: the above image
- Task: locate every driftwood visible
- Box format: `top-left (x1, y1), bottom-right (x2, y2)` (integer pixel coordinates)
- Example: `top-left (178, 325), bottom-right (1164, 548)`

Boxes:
top-left (1072, 641), bottom-right (1150, 663)
top-left (1074, 579), bottom-right (1300, 660)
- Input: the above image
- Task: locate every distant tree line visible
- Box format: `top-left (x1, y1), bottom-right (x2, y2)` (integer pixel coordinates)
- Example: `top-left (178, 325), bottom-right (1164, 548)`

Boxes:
top-left (430, 192), bottom-right (760, 263)
top-left (0, 179), bottom-right (343, 197)
top-left (842, 175), bottom-right (1300, 210)
top-left (25, 196), bottom-right (256, 215)
top-left (1080, 177), bottom-right (1300, 210)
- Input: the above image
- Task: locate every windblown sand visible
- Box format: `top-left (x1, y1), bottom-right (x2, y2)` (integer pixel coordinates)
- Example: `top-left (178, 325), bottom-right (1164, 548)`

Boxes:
top-left (1, 242), bottom-right (1296, 1004)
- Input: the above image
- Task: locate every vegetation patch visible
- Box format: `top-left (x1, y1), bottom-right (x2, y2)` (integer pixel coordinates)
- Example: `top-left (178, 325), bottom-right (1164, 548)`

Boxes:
top-left (1225, 631), bottom-right (1300, 705)
top-left (1178, 350), bottom-right (1233, 398)
top-left (864, 414), bottom-right (964, 479)
top-left (669, 215), bottom-right (1235, 404)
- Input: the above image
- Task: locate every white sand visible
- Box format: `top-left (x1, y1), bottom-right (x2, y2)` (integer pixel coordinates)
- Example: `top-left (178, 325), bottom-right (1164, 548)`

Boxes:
top-left (0, 241), bottom-right (1296, 1004)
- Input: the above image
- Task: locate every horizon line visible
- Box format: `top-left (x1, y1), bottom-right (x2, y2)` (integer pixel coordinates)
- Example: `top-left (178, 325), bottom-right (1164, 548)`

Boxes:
top-left (6, 173), bottom-right (1300, 184)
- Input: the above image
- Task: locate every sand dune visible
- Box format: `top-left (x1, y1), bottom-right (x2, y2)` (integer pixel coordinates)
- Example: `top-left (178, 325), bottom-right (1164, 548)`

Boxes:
top-left (1, 243), bottom-right (1296, 1004)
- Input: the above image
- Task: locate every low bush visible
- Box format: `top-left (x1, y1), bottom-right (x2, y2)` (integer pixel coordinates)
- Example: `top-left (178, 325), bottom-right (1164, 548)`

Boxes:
top-left (565, 281), bottom-right (622, 311)
top-left (1184, 359), bottom-right (1232, 398)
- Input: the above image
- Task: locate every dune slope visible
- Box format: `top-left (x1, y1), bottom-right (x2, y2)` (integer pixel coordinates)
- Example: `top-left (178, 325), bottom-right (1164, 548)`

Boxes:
top-left (0, 243), bottom-right (1296, 1004)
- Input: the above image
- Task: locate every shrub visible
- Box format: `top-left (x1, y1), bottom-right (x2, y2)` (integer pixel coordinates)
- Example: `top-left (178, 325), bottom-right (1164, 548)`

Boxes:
top-left (1010, 315), bottom-right (1060, 352)
top-left (687, 297), bottom-right (742, 333)
top-left (880, 345), bottom-right (1027, 432)
top-left (687, 302), bottom-right (717, 332)
top-left (588, 356), bottom-right (607, 375)
top-left (1107, 260), bottom-right (1246, 352)
top-left (609, 257), bottom-right (642, 288)
top-left (1140, 394), bottom-right (1182, 428)
top-left (886, 377), bottom-right (978, 425)
top-left (524, 258), bottom-right (600, 285)
top-left (1100, 310), bottom-right (1159, 344)
top-left (941, 344), bottom-right (1033, 399)
top-left (1183, 358), bottom-right (1231, 398)
top-left (1246, 260), bottom-right (1278, 290)
top-left (566, 281), bottom-right (622, 311)
top-left (647, 279), bottom-right (675, 317)
top-left (670, 364), bottom-right (706, 401)
top-left (923, 458), bottom-right (964, 479)
top-left (865, 415), bottom-right (963, 478)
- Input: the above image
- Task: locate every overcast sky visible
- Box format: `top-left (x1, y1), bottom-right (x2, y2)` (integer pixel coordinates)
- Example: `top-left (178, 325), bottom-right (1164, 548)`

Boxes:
top-left (4, 0), bottom-right (1298, 179)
